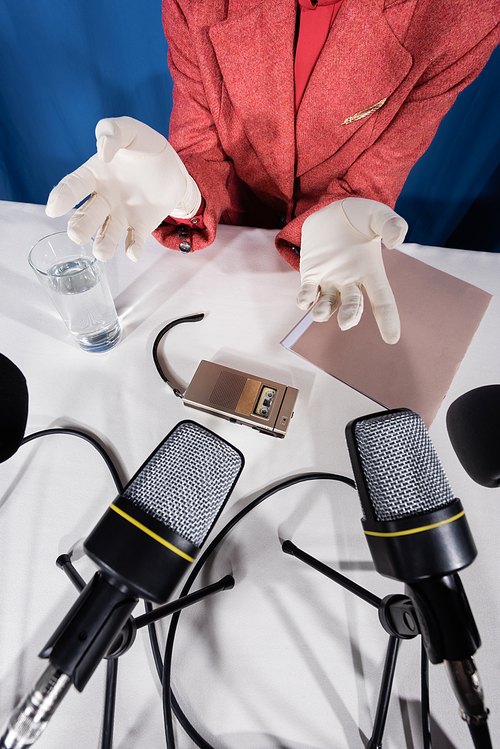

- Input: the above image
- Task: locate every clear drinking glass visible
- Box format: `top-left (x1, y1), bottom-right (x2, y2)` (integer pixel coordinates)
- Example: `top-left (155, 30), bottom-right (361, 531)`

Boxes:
top-left (29, 232), bottom-right (121, 353)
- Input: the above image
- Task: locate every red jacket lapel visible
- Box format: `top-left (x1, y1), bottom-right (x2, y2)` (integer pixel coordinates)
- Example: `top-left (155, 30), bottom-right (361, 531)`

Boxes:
top-left (295, 0), bottom-right (414, 177)
top-left (209, 0), bottom-right (415, 194)
top-left (209, 0), bottom-right (297, 200)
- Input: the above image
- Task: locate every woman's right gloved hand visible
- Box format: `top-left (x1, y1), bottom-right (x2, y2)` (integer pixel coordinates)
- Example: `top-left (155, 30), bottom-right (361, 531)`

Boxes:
top-left (46, 116), bottom-right (201, 262)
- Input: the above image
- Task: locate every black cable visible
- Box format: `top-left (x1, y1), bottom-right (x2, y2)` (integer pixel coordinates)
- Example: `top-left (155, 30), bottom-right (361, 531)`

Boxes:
top-left (160, 472), bottom-right (356, 749)
top-left (21, 428), bottom-right (123, 494)
top-left (152, 313), bottom-right (205, 397)
top-left (144, 601), bottom-right (166, 685)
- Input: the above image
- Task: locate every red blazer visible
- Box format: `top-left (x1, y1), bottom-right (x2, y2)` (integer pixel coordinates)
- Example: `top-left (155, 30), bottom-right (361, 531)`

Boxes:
top-left (154, 0), bottom-right (500, 270)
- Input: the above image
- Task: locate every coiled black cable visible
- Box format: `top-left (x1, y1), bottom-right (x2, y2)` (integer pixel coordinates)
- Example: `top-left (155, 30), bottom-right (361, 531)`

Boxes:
top-left (159, 472), bottom-right (357, 749)
top-left (21, 428), bottom-right (123, 493)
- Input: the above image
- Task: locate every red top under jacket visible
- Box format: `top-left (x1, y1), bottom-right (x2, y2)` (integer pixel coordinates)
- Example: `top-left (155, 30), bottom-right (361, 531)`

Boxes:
top-left (167, 0), bottom-right (345, 231)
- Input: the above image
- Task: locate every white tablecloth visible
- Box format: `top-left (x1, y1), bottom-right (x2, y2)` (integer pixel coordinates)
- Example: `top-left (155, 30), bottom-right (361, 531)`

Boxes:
top-left (1, 200), bottom-right (499, 749)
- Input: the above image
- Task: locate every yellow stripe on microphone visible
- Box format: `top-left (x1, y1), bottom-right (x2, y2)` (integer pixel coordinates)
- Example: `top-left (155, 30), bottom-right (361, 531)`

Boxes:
top-left (110, 503), bottom-right (195, 562)
top-left (364, 509), bottom-right (465, 538)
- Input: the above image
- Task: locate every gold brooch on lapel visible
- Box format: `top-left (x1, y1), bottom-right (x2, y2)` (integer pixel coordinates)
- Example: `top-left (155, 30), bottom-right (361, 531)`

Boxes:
top-left (341, 98), bottom-right (388, 125)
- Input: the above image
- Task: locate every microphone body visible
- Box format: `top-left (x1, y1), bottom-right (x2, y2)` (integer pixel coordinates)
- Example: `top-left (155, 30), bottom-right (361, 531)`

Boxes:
top-left (345, 409), bottom-right (489, 739)
top-left (345, 408), bottom-right (479, 663)
top-left (1, 420), bottom-right (244, 748)
top-left (39, 572), bottom-right (138, 691)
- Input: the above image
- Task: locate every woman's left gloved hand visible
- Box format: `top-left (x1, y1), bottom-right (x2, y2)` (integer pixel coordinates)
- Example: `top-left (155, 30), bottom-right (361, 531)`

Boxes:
top-left (297, 198), bottom-right (408, 344)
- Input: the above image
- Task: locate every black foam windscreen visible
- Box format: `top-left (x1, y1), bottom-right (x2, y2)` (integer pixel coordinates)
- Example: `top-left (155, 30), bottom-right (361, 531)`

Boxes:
top-left (122, 419), bottom-right (244, 546)
top-left (351, 409), bottom-right (455, 522)
top-left (0, 353), bottom-right (29, 463)
top-left (446, 385), bottom-right (500, 488)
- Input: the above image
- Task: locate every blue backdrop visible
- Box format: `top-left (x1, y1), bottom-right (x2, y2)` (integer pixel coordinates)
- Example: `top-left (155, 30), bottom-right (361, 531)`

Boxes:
top-left (1, 0), bottom-right (499, 251)
top-left (0, 0), bottom-right (173, 203)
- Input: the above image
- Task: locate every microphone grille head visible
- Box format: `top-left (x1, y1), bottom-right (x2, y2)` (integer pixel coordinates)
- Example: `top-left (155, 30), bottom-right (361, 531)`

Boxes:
top-left (122, 421), bottom-right (244, 546)
top-left (350, 410), bottom-right (455, 522)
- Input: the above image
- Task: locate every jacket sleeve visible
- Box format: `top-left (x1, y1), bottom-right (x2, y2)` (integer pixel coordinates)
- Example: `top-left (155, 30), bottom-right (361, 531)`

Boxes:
top-left (275, 21), bottom-right (500, 268)
top-left (153, 0), bottom-right (232, 253)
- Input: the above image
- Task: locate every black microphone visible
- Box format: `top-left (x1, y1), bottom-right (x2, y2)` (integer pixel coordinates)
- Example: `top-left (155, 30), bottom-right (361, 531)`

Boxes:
top-left (446, 385), bottom-right (500, 488)
top-left (0, 420), bottom-right (244, 749)
top-left (0, 353), bottom-right (28, 463)
top-left (345, 409), bottom-right (490, 740)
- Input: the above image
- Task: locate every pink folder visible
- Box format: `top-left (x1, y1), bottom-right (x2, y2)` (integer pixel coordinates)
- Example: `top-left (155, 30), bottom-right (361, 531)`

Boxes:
top-left (281, 248), bottom-right (492, 427)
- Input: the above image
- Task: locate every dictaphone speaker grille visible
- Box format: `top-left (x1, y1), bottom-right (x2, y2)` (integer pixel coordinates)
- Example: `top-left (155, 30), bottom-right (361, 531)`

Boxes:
top-left (122, 421), bottom-right (243, 546)
top-left (209, 371), bottom-right (246, 410)
top-left (352, 410), bottom-right (455, 522)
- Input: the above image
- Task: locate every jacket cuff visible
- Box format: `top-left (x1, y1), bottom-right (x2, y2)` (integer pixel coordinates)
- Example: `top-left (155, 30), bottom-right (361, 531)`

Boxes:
top-left (163, 199), bottom-right (206, 231)
top-left (275, 191), bottom-right (351, 270)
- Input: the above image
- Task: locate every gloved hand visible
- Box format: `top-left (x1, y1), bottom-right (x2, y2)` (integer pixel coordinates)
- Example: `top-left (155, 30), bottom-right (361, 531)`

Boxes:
top-left (46, 116), bottom-right (201, 262)
top-left (297, 198), bottom-right (408, 344)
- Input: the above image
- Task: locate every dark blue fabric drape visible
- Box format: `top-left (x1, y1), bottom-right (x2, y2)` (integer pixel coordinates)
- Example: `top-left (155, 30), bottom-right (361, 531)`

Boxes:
top-left (0, 0), bottom-right (173, 204)
top-left (395, 43), bottom-right (500, 252)
top-left (0, 0), bottom-right (499, 251)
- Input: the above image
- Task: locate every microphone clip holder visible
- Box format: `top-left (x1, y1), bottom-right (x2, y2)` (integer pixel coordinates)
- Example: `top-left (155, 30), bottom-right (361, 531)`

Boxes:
top-left (378, 593), bottom-right (420, 641)
top-left (53, 552), bottom-right (234, 749)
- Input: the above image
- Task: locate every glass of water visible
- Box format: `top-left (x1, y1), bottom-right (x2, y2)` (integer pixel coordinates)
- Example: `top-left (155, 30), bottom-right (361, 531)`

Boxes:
top-left (29, 232), bottom-right (121, 353)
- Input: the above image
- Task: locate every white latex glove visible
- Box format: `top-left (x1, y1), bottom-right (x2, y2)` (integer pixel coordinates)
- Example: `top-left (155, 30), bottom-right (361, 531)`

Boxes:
top-left (298, 198), bottom-right (408, 344)
top-left (45, 116), bottom-right (201, 262)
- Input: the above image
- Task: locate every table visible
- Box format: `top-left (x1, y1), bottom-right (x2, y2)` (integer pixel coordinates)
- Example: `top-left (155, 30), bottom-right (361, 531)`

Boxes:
top-left (1, 200), bottom-right (499, 749)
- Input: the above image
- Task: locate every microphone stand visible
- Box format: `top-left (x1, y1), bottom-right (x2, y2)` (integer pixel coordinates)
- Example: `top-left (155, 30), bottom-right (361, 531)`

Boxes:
top-left (281, 540), bottom-right (430, 749)
top-left (55, 554), bottom-right (234, 749)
